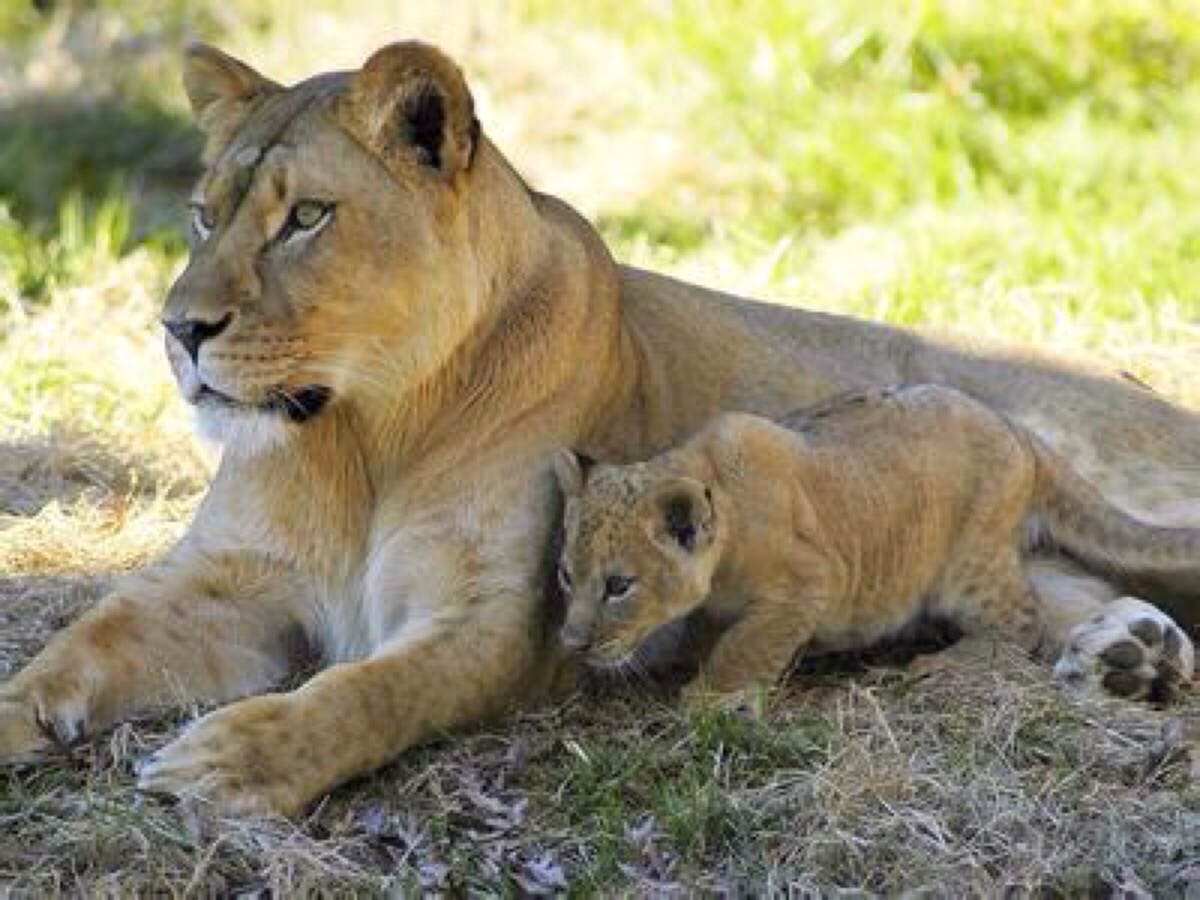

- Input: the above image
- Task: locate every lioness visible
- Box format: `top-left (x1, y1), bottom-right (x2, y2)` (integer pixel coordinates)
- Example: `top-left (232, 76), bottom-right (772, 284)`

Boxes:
top-left (553, 386), bottom-right (1198, 698)
top-left (0, 41), bottom-right (1197, 816)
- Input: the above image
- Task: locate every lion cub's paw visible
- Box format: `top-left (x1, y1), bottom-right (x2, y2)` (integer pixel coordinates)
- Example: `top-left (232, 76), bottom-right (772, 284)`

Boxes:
top-left (907, 636), bottom-right (1016, 677)
top-left (681, 682), bottom-right (770, 718)
top-left (1054, 597), bottom-right (1194, 702)
top-left (138, 694), bottom-right (311, 817)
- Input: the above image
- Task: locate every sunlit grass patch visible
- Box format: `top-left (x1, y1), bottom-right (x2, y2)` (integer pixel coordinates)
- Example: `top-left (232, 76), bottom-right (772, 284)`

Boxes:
top-left (1, 237), bottom-right (185, 434)
top-left (530, 0), bottom-right (1200, 401)
top-left (0, 491), bottom-right (191, 576)
top-left (0, 194), bottom-right (206, 559)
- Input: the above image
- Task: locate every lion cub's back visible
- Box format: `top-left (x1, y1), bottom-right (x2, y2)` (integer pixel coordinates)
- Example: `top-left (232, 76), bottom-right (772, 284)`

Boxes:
top-left (738, 385), bottom-right (1037, 612)
top-left (778, 385), bottom-right (1029, 479)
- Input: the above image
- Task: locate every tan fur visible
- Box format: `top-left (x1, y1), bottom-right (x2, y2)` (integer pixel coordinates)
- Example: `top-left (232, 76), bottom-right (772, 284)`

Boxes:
top-left (1, 43), bottom-right (1198, 814)
top-left (554, 386), bottom-right (1200, 695)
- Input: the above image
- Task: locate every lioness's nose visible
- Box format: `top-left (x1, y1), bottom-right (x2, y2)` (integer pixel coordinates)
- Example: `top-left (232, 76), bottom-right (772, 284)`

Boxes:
top-left (560, 624), bottom-right (592, 652)
top-left (163, 312), bottom-right (233, 363)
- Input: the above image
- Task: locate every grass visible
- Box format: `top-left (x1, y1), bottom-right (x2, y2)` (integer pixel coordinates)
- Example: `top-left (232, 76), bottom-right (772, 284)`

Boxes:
top-left (1, 0), bottom-right (1198, 893)
top-left (0, 639), bottom-right (1194, 893)
top-left (530, 0), bottom-right (1200, 398)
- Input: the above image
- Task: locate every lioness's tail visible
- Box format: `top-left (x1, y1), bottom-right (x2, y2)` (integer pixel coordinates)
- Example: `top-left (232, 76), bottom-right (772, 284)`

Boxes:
top-left (1028, 435), bottom-right (1200, 579)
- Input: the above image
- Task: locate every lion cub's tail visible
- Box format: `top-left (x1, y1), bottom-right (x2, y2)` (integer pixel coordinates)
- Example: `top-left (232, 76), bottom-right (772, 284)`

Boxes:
top-left (1029, 435), bottom-right (1200, 578)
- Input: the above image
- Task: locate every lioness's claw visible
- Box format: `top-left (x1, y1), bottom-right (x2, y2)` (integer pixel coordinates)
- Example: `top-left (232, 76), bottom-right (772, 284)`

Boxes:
top-left (1055, 597), bottom-right (1194, 702)
top-left (0, 696), bottom-right (54, 765)
top-left (0, 679), bottom-right (94, 765)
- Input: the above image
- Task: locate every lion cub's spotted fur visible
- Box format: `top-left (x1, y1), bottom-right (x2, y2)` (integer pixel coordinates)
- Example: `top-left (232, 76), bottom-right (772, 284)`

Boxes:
top-left (555, 386), bottom-right (1200, 694)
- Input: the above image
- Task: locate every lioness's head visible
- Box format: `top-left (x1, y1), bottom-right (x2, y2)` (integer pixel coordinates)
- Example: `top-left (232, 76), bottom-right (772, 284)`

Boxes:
top-left (163, 41), bottom-right (498, 452)
top-left (552, 450), bottom-right (722, 667)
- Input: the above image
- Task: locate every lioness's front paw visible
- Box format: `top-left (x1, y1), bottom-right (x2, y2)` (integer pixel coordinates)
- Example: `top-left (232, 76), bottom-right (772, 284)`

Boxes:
top-left (138, 695), bottom-right (312, 817)
top-left (1054, 597), bottom-right (1194, 702)
top-left (0, 691), bottom-right (54, 764)
top-left (0, 676), bottom-right (93, 764)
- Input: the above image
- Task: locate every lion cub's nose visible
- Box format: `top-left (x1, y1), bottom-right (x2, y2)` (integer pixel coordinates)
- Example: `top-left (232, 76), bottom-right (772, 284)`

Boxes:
top-left (163, 312), bottom-right (233, 363)
top-left (560, 624), bottom-right (592, 652)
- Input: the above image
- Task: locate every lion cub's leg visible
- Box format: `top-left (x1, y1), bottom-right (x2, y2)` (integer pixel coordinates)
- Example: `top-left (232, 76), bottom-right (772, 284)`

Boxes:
top-left (942, 545), bottom-right (1044, 648)
top-left (964, 581), bottom-right (1043, 653)
top-left (690, 594), bottom-right (820, 697)
top-left (0, 550), bottom-right (313, 764)
top-left (912, 549), bottom-right (1044, 676)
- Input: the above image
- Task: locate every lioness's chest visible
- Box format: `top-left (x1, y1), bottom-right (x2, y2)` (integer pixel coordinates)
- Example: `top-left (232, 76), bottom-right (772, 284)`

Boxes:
top-left (313, 473), bottom-right (560, 661)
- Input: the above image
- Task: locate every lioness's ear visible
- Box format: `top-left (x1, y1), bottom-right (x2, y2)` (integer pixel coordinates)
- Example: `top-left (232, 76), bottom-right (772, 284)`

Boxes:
top-left (183, 43), bottom-right (280, 132)
top-left (552, 449), bottom-right (596, 497)
top-left (651, 478), bottom-right (714, 554)
top-left (345, 41), bottom-right (480, 177)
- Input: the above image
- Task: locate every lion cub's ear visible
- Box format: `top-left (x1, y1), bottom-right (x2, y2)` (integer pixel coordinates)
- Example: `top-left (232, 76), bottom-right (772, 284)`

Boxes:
top-left (183, 43), bottom-right (280, 134)
top-left (552, 449), bottom-right (597, 498)
top-left (649, 478), bottom-right (715, 554)
top-left (345, 41), bottom-right (481, 178)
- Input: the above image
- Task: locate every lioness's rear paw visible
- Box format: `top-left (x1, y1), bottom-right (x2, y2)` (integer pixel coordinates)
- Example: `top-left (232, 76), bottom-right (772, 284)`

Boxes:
top-left (1054, 597), bottom-right (1194, 702)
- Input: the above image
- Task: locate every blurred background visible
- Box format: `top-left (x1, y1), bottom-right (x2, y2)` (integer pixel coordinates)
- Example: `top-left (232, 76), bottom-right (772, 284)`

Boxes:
top-left (0, 0), bottom-right (1198, 551)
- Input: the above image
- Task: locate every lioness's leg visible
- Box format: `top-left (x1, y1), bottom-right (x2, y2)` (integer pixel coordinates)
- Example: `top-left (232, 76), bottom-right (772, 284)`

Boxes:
top-left (137, 588), bottom-right (537, 816)
top-left (0, 550), bottom-right (313, 763)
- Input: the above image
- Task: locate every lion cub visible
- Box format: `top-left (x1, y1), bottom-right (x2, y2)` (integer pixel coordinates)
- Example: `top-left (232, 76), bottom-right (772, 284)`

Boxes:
top-left (553, 385), bottom-right (1200, 694)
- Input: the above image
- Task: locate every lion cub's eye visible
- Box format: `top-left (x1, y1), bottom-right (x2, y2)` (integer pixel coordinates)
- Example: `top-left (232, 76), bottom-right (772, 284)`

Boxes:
top-left (278, 199), bottom-right (334, 245)
top-left (189, 203), bottom-right (215, 241)
top-left (604, 575), bottom-right (636, 601)
top-left (557, 564), bottom-right (573, 595)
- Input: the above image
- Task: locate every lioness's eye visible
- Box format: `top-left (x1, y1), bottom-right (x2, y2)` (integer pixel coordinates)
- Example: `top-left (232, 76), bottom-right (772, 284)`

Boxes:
top-left (279, 199), bottom-right (334, 244)
top-left (604, 575), bottom-right (636, 601)
top-left (557, 564), bottom-right (573, 594)
top-left (189, 203), bottom-right (215, 241)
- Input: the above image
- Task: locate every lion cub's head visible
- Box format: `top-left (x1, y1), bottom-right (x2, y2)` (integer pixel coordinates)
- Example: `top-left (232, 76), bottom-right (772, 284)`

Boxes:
top-left (552, 450), bottom-right (723, 668)
top-left (163, 41), bottom-right (494, 453)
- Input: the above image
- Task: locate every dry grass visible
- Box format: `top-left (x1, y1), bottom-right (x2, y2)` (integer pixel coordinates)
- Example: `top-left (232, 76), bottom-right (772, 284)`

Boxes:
top-left (2, 629), bottom-right (1196, 893)
top-left (2, 1), bottom-right (1198, 894)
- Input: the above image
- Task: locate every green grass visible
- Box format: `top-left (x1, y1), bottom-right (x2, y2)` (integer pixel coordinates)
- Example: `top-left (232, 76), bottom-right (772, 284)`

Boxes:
top-left (525, 0), bottom-right (1200, 388)
top-left (1, 195), bottom-right (130, 310)
top-left (1, 0), bottom-right (1198, 894)
top-left (515, 701), bottom-right (831, 887)
top-left (4, 0), bottom-right (1199, 371)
